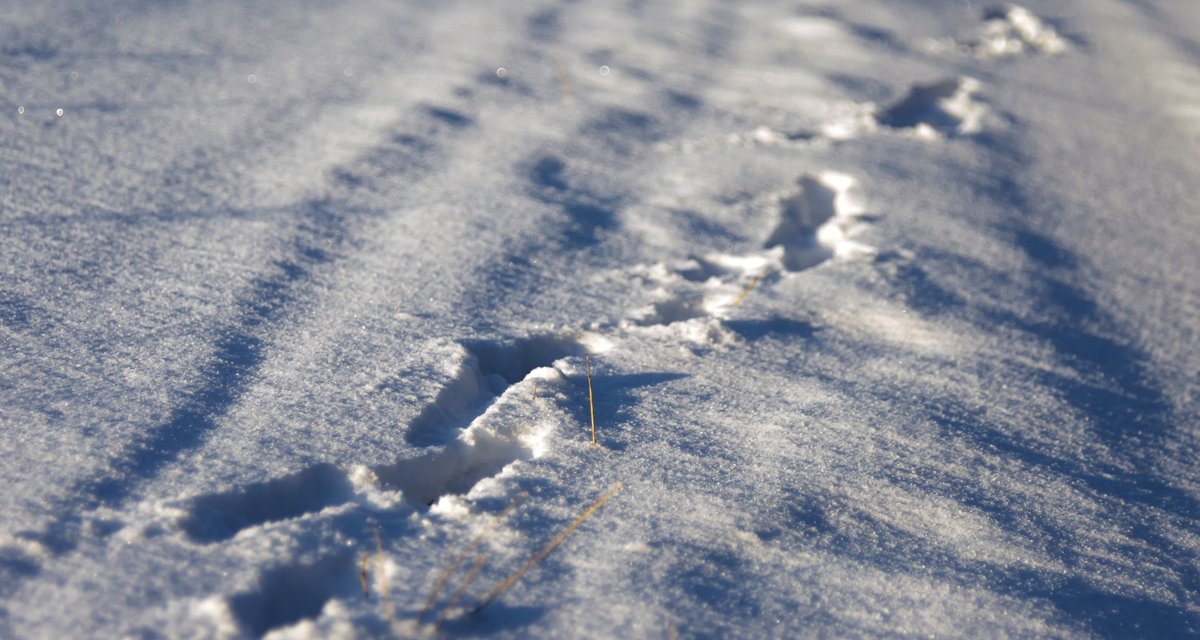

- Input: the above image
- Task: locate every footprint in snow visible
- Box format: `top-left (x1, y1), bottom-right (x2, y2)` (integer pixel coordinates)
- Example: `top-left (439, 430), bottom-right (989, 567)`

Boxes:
top-left (875, 76), bottom-right (988, 138)
top-left (766, 172), bottom-right (870, 270)
top-left (750, 76), bottom-right (989, 143)
top-left (740, 8), bottom-right (1060, 146)
top-left (922, 3), bottom-right (1070, 59)
top-left (176, 332), bottom-right (586, 547)
top-left (159, 331), bottom-right (595, 637)
top-left (623, 171), bottom-right (872, 341)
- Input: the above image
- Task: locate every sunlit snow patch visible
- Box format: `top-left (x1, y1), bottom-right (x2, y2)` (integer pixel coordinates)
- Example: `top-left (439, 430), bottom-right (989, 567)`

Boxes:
top-left (820, 297), bottom-right (967, 360)
top-left (977, 5), bottom-right (1068, 57)
top-left (924, 4), bottom-right (1068, 59)
top-left (580, 330), bottom-right (617, 355)
top-left (778, 15), bottom-right (851, 42)
top-left (820, 102), bottom-right (881, 140)
top-left (676, 252), bottom-right (774, 284)
top-left (173, 596), bottom-right (241, 639)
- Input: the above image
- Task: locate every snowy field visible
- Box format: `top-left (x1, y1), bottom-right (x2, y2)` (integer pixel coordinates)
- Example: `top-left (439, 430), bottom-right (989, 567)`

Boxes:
top-left (2, 0), bottom-right (1199, 637)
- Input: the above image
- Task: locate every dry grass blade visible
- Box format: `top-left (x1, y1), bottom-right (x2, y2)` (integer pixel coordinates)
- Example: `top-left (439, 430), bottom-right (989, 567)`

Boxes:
top-left (418, 491), bottom-right (529, 623)
top-left (732, 269), bottom-right (768, 306)
top-left (434, 555), bottom-right (487, 631)
top-left (474, 481), bottom-right (624, 613)
top-left (374, 527), bottom-right (395, 623)
top-left (586, 354), bottom-right (597, 446)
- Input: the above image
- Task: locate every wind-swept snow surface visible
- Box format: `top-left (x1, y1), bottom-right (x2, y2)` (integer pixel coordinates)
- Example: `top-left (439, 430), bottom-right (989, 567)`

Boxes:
top-left (1, 0), bottom-right (1198, 638)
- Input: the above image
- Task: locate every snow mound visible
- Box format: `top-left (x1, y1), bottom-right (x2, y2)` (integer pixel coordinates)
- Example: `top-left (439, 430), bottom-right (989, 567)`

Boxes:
top-left (978, 5), bottom-right (1069, 57)
top-left (924, 4), bottom-right (1069, 58)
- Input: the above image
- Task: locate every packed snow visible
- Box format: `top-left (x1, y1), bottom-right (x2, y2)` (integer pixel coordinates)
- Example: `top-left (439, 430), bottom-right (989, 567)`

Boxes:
top-left (1, 0), bottom-right (1198, 638)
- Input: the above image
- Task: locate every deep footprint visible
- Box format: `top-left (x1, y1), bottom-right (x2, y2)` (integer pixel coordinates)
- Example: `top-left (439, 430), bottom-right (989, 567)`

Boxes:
top-left (385, 333), bottom-right (584, 506)
top-left (180, 463), bottom-right (354, 544)
top-left (765, 173), bottom-right (863, 271)
top-left (374, 428), bottom-right (536, 508)
top-left (177, 334), bottom-right (582, 542)
top-left (406, 334), bottom-right (583, 446)
top-left (877, 77), bottom-right (985, 136)
top-left (228, 552), bottom-right (357, 637)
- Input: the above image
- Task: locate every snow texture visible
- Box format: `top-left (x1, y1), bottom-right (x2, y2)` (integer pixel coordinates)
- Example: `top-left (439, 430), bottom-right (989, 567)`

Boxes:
top-left (1, 1), bottom-right (1199, 638)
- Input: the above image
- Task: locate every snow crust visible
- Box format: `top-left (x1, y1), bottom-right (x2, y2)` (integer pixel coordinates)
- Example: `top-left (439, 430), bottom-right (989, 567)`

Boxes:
top-left (2, 1), bottom-right (1199, 638)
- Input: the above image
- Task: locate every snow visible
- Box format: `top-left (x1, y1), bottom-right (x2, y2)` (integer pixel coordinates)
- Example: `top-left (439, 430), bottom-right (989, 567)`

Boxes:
top-left (2, 0), bottom-right (1199, 638)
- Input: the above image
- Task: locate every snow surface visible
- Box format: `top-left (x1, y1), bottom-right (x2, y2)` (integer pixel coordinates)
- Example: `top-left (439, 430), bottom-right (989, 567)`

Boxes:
top-left (2, 0), bottom-right (1199, 638)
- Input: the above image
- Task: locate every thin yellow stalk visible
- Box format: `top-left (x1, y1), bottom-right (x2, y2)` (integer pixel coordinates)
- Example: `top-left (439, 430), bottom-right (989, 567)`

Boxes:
top-left (586, 354), bottom-right (597, 446)
top-left (418, 492), bottom-right (528, 622)
top-left (474, 481), bottom-right (624, 612)
top-left (732, 269), bottom-right (768, 306)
